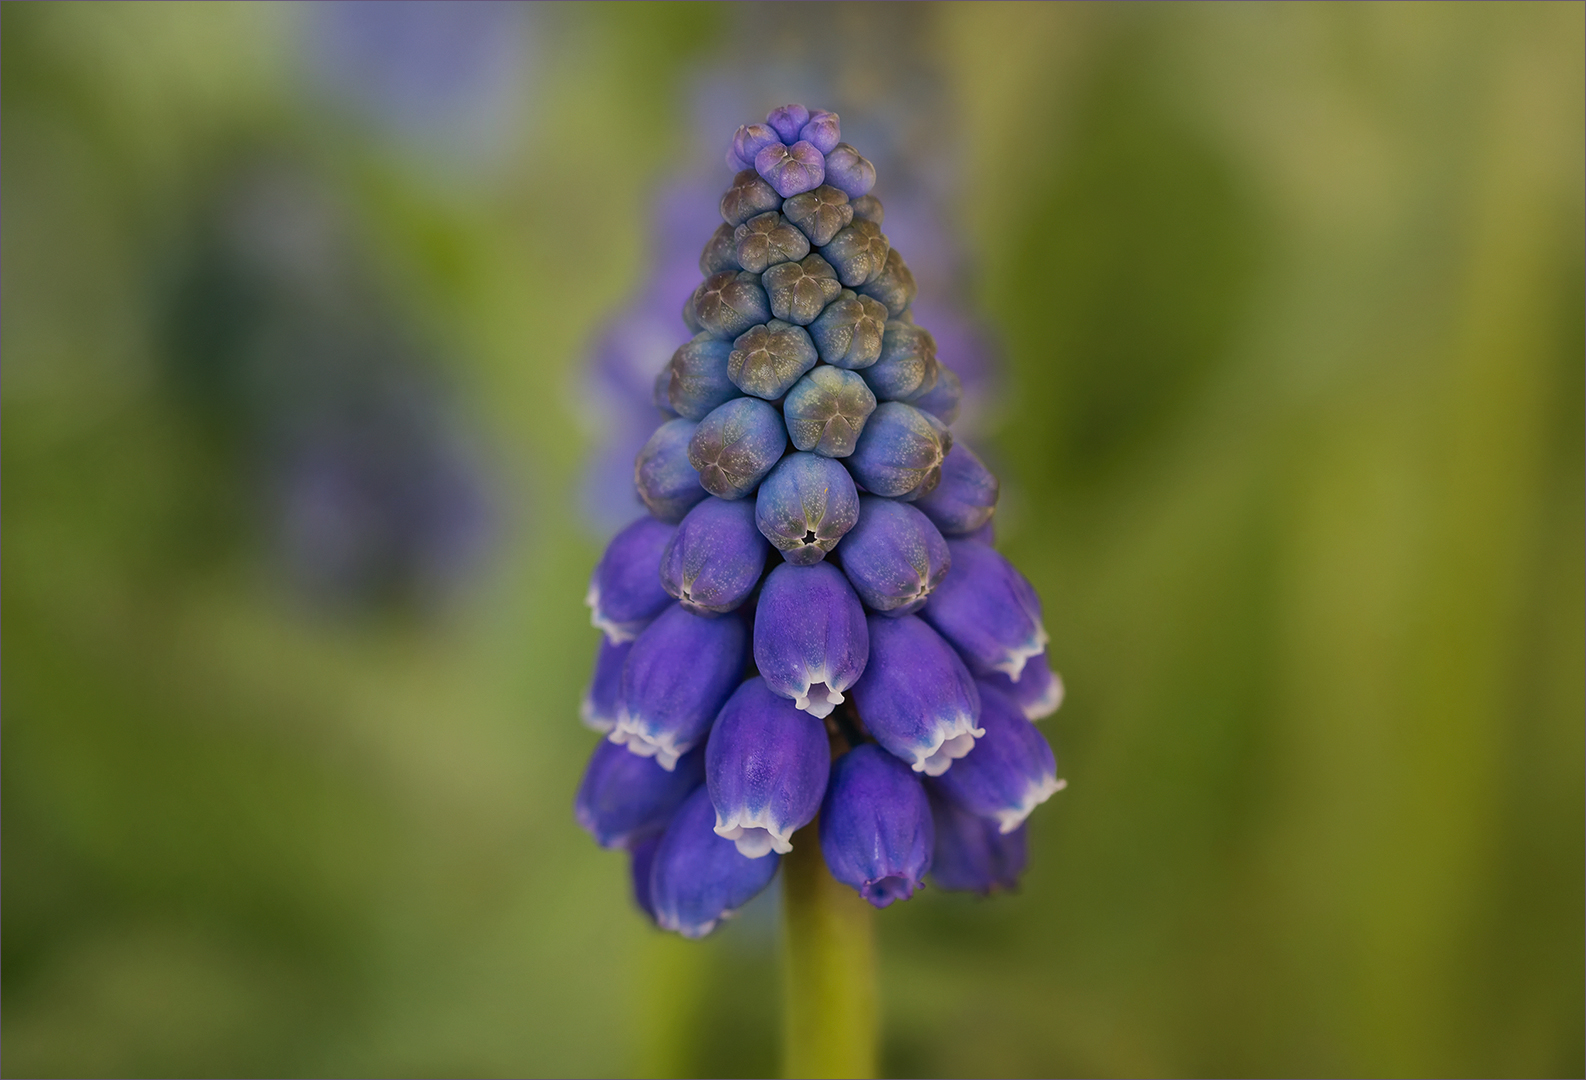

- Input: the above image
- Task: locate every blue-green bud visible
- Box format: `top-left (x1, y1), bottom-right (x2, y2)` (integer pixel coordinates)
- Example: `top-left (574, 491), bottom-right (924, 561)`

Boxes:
top-left (728, 320), bottom-right (818, 400)
top-left (665, 333), bottom-right (740, 422)
top-left (635, 418), bottom-right (708, 522)
top-left (849, 193), bottom-right (884, 227)
top-left (733, 211), bottom-right (811, 274)
top-left (808, 289), bottom-right (887, 369)
top-left (820, 218), bottom-right (890, 288)
top-left (859, 248), bottom-right (916, 318)
top-left (688, 397), bottom-right (787, 499)
top-left (691, 270), bottom-right (771, 340)
top-left (762, 254), bottom-right (842, 326)
top-left (846, 401), bottom-right (947, 498)
top-left (754, 451), bottom-right (860, 564)
top-left (782, 184), bottom-right (853, 248)
top-left (864, 324), bottom-right (940, 402)
top-left (720, 168), bottom-right (780, 227)
top-left (700, 222), bottom-right (739, 276)
top-left (783, 366), bottom-right (877, 458)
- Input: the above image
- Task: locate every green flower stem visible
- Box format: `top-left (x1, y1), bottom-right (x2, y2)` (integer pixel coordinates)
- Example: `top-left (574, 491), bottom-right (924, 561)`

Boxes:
top-left (780, 822), bottom-right (878, 1079)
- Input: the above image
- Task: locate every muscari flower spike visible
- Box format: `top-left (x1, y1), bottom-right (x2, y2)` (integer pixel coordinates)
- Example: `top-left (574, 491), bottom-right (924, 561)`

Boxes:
top-left (578, 106), bottom-right (1066, 934)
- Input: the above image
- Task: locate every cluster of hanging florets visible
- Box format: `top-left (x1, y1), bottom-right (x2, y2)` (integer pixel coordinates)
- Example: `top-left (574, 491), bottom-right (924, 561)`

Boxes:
top-left (578, 105), bottom-right (1064, 938)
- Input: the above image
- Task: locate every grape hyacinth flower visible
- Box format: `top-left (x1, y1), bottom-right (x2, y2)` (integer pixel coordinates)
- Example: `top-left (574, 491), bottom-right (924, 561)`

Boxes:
top-left (577, 106), bottom-right (1065, 940)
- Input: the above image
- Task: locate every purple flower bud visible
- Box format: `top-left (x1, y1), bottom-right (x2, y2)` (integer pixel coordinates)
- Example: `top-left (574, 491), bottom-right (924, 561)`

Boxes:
top-left (706, 677), bottom-right (831, 856)
top-left (690, 270), bottom-right (771, 340)
top-left (798, 109), bottom-right (841, 155)
top-left (581, 636), bottom-right (632, 731)
top-left (611, 604), bottom-right (747, 770)
top-left (838, 496), bottom-right (950, 615)
top-left (756, 140), bottom-right (826, 199)
top-left (765, 103), bottom-right (811, 143)
top-left (847, 402), bottom-right (948, 498)
top-left (733, 211), bottom-right (811, 274)
top-left (808, 290), bottom-right (887, 370)
top-left (688, 397), bottom-right (787, 499)
top-left (782, 185), bottom-right (853, 248)
top-left (928, 681), bottom-right (1063, 833)
top-left (630, 834), bottom-right (661, 919)
top-left (864, 324), bottom-right (940, 402)
top-left (720, 168), bottom-right (781, 227)
top-left (754, 561), bottom-right (868, 717)
top-left (913, 442), bottom-right (998, 535)
top-left (575, 739), bottom-right (706, 850)
top-left (587, 515), bottom-right (674, 641)
top-left (908, 364), bottom-right (961, 426)
top-left (649, 785), bottom-right (781, 938)
top-left (823, 142), bottom-right (876, 198)
top-left (820, 218), bottom-right (890, 288)
top-left (661, 497), bottom-right (768, 615)
top-left (783, 366), bottom-right (877, 458)
top-left (666, 333), bottom-right (739, 421)
top-left (850, 613), bottom-right (983, 776)
top-left (634, 418), bottom-right (708, 523)
top-left (859, 248), bottom-right (917, 318)
top-left (926, 786), bottom-right (1028, 894)
top-left (755, 452), bottom-right (860, 565)
top-left (980, 649), bottom-right (1065, 720)
top-left (700, 222), bottom-right (738, 275)
top-left (762, 253), bottom-right (842, 326)
top-left (729, 124), bottom-right (780, 171)
top-left (728, 319), bottom-right (818, 400)
top-left (921, 539), bottom-right (1048, 680)
top-left (849, 193), bottom-right (883, 227)
top-left (819, 744), bottom-right (933, 907)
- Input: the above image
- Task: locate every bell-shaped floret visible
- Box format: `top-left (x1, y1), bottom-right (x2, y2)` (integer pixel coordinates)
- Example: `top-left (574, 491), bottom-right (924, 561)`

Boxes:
top-left (755, 452), bottom-right (860, 565)
top-left (821, 218), bottom-right (890, 287)
top-left (859, 248), bottom-right (917, 318)
top-left (819, 744), bottom-right (934, 907)
top-left (908, 364), bottom-right (961, 425)
top-left (928, 682), bottom-right (1063, 833)
top-left (691, 270), bottom-right (771, 340)
top-left (728, 320), bottom-right (818, 400)
top-left (586, 515), bottom-right (674, 642)
top-left (980, 649), bottom-right (1065, 721)
top-left (688, 397), bottom-right (788, 499)
top-left (765, 103), bottom-right (810, 143)
top-left (913, 443), bottom-right (999, 536)
top-left (754, 561), bottom-right (869, 717)
top-left (720, 168), bottom-right (781, 226)
top-left (700, 222), bottom-right (738, 275)
top-left (799, 109), bottom-right (841, 154)
top-left (925, 786), bottom-right (1028, 894)
top-left (762, 254), bottom-right (842, 326)
top-left (611, 605), bottom-right (747, 770)
top-left (629, 834), bottom-right (662, 920)
top-left (581, 637), bottom-right (633, 731)
top-left (808, 290), bottom-right (887, 369)
top-left (706, 677), bottom-right (831, 857)
top-left (850, 614), bottom-right (983, 776)
top-left (837, 496), bottom-right (949, 615)
top-left (921, 539), bottom-right (1048, 680)
top-left (575, 739), bottom-right (706, 850)
top-left (850, 193), bottom-right (883, 226)
top-left (660, 497), bottom-right (768, 615)
top-left (649, 786), bottom-right (781, 938)
top-left (783, 367), bottom-right (877, 458)
top-left (733, 211), bottom-right (811, 274)
top-left (756, 140), bottom-right (825, 198)
top-left (823, 142), bottom-right (876, 197)
top-left (864, 324), bottom-right (940, 402)
top-left (666, 334), bottom-right (739, 421)
top-left (847, 402), bottom-right (948, 498)
top-left (782, 185), bottom-right (853, 248)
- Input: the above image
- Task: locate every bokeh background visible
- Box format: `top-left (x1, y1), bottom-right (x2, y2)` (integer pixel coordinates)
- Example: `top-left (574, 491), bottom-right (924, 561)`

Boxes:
top-left (3, 3), bottom-right (1581, 1077)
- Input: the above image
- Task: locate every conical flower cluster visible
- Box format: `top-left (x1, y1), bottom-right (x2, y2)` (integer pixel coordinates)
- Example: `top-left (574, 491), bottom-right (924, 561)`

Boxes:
top-left (579, 105), bottom-right (1064, 938)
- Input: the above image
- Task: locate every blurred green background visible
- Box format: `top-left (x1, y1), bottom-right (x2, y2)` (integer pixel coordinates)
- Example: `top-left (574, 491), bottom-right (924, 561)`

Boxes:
top-left (3, 2), bottom-right (1581, 1077)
